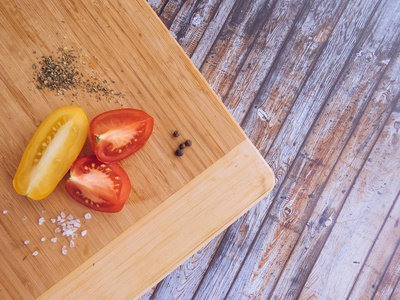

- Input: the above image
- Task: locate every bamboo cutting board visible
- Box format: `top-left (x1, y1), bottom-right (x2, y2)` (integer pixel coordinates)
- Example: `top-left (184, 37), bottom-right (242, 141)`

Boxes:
top-left (0, 0), bottom-right (274, 299)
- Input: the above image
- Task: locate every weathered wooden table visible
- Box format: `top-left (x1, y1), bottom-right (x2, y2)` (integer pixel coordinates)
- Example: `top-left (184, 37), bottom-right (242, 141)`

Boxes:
top-left (141, 0), bottom-right (400, 299)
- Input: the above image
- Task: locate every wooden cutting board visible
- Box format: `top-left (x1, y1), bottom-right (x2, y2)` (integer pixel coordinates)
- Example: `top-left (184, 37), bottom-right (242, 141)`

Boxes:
top-left (0, 0), bottom-right (274, 299)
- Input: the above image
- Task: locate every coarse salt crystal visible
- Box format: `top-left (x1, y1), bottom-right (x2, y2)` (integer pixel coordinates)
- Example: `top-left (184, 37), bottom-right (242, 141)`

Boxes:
top-left (81, 230), bottom-right (87, 237)
top-left (62, 245), bottom-right (67, 255)
top-left (41, 237), bottom-right (46, 242)
top-left (41, 210), bottom-right (46, 213)
top-left (2, 210), bottom-right (7, 214)
top-left (55, 227), bottom-right (61, 233)
top-left (22, 216), bottom-right (27, 221)
top-left (72, 233), bottom-right (77, 240)
top-left (50, 218), bottom-right (56, 223)
top-left (66, 214), bottom-right (74, 221)
top-left (38, 217), bottom-right (45, 225)
top-left (84, 213), bottom-right (91, 220)
top-left (70, 240), bottom-right (75, 248)
top-left (57, 219), bottom-right (65, 225)
top-left (60, 212), bottom-right (66, 218)
top-left (24, 240), bottom-right (30, 245)
top-left (32, 251), bottom-right (38, 256)
top-left (57, 216), bottom-right (62, 221)
top-left (51, 237), bottom-right (57, 243)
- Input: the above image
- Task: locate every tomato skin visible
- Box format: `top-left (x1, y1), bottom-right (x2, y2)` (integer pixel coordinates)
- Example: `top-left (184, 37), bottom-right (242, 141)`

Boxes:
top-left (65, 155), bottom-right (131, 213)
top-left (89, 108), bottom-right (153, 163)
top-left (13, 106), bottom-right (88, 200)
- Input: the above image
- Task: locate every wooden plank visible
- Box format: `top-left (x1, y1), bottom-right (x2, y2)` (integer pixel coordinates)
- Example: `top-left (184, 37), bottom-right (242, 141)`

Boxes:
top-left (198, 0), bottom-right (275, 97)
top-left (151, 233), bottom-right (223, 299)
top-left (147, 0), bottom-right (167, 15)
top-left (300, 100), bottom-right (400, 299)
top-left (349, 194), bottom-right (400, 299)
top-left (38, 139), bottom-right (275, 300)
top-left (240, 0), bottom-right (348, 157)
top-left (168, 0), bottom-right (222, 58)
top-left (373, 240), bottom-right (400, 300)
top-left (224, 0), bottom-right (307, 122)
top-left (190, 0), bottom-right (236, 68)
top-left (225, 0), bottom-right (400, 298)
top-left (193, 0), bottom-right (372, 297)
top-left (159, 0), bottom-right (185, 29)
top-left (390, 280), bottom-right (400, 300)
top-left (272, 48), bottom-right (400, 299)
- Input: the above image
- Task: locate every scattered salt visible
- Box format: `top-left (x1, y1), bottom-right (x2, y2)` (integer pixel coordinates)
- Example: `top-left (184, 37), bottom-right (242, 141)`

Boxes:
top-left (84, 213), bottom-right (91, 220)
top-left (51, 237), bottom-right (57, 243)
top-left (22, 216), bottom-right (27, 221)
top-left (66, 214), bottom-right (74, 221)
top-left (62, 245), bottom-right (67, 255)
top-left (2, 210), bottom-right (7, 214)
top-left (50, 218), bottom-right (56, 223)
top-left (32, 251), bottom-right (38, 256)
top-left (72, 233), bottom-right (77, 240)
top-left (38, 217), bottom-right (45, 225)
top-left (70, 240), bottom-right (75, 248)
top-left (41, 237), bottom-right (46, 242)
top-left (60, 212), bottom-right (66, 218)
top-left (24, 240), bottom-right (30, 245)
top-left (41, 210), bottom-right (46, 214)
top-left (81, 230), bottom-right (87, 237)
top-left (54, 227), bottom-right (61, 233)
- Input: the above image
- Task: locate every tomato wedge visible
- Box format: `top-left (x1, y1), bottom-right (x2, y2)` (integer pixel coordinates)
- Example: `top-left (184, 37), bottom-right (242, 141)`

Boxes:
top-left (13, 106), bottom-right (88, 200)
top-left (89, 108), bottom-right (153, 163)
top-left (65, 155), bottom-right (131, 213)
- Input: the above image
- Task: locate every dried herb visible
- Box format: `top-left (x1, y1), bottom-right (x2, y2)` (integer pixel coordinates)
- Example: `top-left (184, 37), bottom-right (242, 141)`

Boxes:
top-left (32, 48), bottom-right (124, 104)
top-left (35, 50), bottom-right (79, 93)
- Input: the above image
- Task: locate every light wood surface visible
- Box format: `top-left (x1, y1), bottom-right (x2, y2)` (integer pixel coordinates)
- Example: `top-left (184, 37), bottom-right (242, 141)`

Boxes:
top-left (141, 0), bottom-right (400, 299)
top-left (0, 0), bottom-right (274, 299)
top-left (39, 139), bottom-right (274, 299)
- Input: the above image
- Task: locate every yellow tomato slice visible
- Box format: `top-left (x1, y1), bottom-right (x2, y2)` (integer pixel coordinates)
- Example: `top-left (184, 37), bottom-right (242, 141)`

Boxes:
top-left (13, 106), bottom-right (89, 200)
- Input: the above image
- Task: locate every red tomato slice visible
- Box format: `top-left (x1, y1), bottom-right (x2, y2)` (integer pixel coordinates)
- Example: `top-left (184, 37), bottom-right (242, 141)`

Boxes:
top-left (89, 109), bottom-right (154, 163)
top-left (65, 155), bottom-right (131, 213)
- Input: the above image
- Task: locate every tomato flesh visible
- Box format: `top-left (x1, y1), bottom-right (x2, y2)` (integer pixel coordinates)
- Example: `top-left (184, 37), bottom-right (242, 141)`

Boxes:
top-left (13, 106), bottom-right (88, 200)
top-left (89, 109), bottom-right (153, 163)
top-left (65, 155), bottom-right (131, 213)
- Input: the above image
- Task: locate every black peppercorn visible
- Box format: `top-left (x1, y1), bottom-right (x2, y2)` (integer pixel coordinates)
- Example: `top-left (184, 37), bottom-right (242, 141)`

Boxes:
top-left (173, 131), bottom-right (180, 137)
top-left (175, 149), bottom-right (184, 156)
top-left (179, 143), bottom-right (186, 149)
top-left (185, 140), bottom-right (192, 147)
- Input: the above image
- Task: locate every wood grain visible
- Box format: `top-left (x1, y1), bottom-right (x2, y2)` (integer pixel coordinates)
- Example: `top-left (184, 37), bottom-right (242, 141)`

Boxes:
top-left (349, 193), bottom-right (400, 299)
top-left (199, 0), bottom-right (274, 98)
top-left (38, 139), bottom-right (274, 300)
top-left (372, 221), bottom-right (400, 299)
top-left (0, 0), bottom-right (274, 299)
top-left (300, 99), bottom-right (400, 299)
top-left (272, 39), bottom-right (400, 299)
top-left (225, 0), bottom-right (400, 298)
top-left (190, 0), bottom-right (237, 68)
